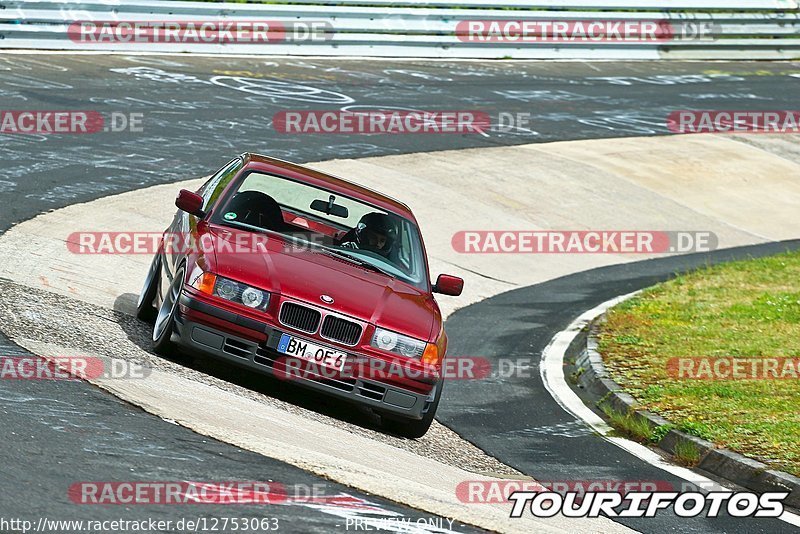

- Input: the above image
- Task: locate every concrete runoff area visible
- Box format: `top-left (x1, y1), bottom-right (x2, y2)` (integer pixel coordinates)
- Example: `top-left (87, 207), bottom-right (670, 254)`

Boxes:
top-left (0, 133), bottom-right (798, 532)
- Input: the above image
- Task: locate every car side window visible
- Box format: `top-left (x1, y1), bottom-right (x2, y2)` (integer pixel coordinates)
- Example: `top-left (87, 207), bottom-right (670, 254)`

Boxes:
top-left (201, 158), bottom-right (243, 212)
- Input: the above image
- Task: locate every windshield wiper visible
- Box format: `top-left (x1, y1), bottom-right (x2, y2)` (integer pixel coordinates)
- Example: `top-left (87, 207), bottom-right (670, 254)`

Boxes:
top-left (321, 249), bottom-right (392, 277)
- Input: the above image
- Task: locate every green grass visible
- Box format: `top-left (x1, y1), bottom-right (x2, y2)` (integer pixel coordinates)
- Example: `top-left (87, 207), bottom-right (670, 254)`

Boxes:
top-left (601, 405), bottom-right (654, 442)
top-left (599, 249), bottom-right (800, 476)
top-left (674, 439), bottom-right (702, 467)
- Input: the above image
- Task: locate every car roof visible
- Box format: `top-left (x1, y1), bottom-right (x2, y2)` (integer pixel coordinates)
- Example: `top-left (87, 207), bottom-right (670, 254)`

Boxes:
top-left (241, 152), bottom-right (417, 223)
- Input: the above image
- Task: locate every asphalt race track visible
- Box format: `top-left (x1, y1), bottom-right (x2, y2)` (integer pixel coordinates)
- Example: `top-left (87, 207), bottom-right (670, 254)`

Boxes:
top-left (0, 352), bottom-right (484, 533)
top-left (1, 54), bottom-right (800, 532)
top-left (4, 55), bottom-right (800, 226)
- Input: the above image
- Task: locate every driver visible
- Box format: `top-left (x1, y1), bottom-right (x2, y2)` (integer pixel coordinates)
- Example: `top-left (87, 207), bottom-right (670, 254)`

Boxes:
top-left (340, 212), bottom-right (397, 258)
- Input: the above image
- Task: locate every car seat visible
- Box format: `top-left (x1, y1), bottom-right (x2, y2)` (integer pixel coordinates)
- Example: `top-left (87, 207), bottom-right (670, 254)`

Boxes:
top-left (226, 191), bottom-right (287, 231)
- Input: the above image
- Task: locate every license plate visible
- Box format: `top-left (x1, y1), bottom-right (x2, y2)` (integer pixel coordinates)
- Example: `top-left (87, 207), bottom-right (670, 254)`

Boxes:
top-left (277, 333), bottom-right (347, 372)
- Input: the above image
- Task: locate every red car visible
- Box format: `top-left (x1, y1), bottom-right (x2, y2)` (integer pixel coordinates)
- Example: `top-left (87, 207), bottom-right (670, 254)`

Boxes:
top-left (136, 153), bottom-right (463, 438)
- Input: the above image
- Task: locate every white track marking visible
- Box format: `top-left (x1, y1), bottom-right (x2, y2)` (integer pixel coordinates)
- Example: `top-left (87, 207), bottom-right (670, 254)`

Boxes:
top-left (540, 291), bottom-right (800, 527)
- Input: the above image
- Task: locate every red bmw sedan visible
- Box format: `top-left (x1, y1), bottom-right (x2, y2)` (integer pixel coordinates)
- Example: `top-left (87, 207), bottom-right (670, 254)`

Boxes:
top-left (136, 153), bottom-right (463, 438)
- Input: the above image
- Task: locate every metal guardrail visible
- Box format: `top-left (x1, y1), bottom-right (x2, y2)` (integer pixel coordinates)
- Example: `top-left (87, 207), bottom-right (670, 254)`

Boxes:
top-left (0, 0), bottom-right (798, 59)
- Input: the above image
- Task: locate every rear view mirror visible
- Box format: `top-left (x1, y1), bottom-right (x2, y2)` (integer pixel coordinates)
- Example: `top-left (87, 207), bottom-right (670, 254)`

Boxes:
top-left (311, 195), bottom-right (349, 218)
top-left (175, 189), bottom-right (205, 218)
top-left (434, 274), bottom-right (464, 296)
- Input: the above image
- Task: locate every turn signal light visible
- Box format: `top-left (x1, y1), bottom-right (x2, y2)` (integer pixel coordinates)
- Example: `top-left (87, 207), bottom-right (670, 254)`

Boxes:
top-left (421, 343), bottom-right (439, 366)
top-left (190, 271), bottom-right (217, 295)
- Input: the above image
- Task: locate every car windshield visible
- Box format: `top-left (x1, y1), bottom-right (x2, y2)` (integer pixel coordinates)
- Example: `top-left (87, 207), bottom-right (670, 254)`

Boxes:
top-left (211, 171), bottom-right (429, 290)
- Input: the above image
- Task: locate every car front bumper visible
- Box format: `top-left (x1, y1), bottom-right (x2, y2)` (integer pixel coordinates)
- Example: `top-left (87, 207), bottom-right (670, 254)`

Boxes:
top-left (174, 293), bottom-right (435, 420)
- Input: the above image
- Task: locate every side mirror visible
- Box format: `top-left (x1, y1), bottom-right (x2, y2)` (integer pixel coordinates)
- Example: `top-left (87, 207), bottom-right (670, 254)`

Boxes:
top-left (176, 189), bottom-right (205, 218)
top-left (433, 274), bottom-right (464, 296)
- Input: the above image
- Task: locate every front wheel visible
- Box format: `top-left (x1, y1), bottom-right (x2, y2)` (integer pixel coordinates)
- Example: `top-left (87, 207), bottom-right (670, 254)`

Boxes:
top-left (380, 380), bottom-right (443, 439)
top-left (152, 265), bottom-right (184, 354)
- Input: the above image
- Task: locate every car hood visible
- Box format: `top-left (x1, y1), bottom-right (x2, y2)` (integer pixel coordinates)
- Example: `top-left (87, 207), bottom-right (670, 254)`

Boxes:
top-left (208, 226), bottom-right (437, 340)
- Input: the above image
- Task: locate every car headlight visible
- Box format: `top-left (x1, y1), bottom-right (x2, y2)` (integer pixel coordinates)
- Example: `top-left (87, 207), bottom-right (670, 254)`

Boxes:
top-left (212, 276), bottom-right (270, 311)
top-left (371, 327), bottom-right (426, 359)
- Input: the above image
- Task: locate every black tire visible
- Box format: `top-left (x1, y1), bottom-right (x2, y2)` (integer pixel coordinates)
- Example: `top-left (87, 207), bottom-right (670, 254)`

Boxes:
top-left (136, 253), bottom-right (161, 321)
top-left (152, 265), bottom-right (184, 354)
top-left (381, 380), bottom-right (443, 439)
